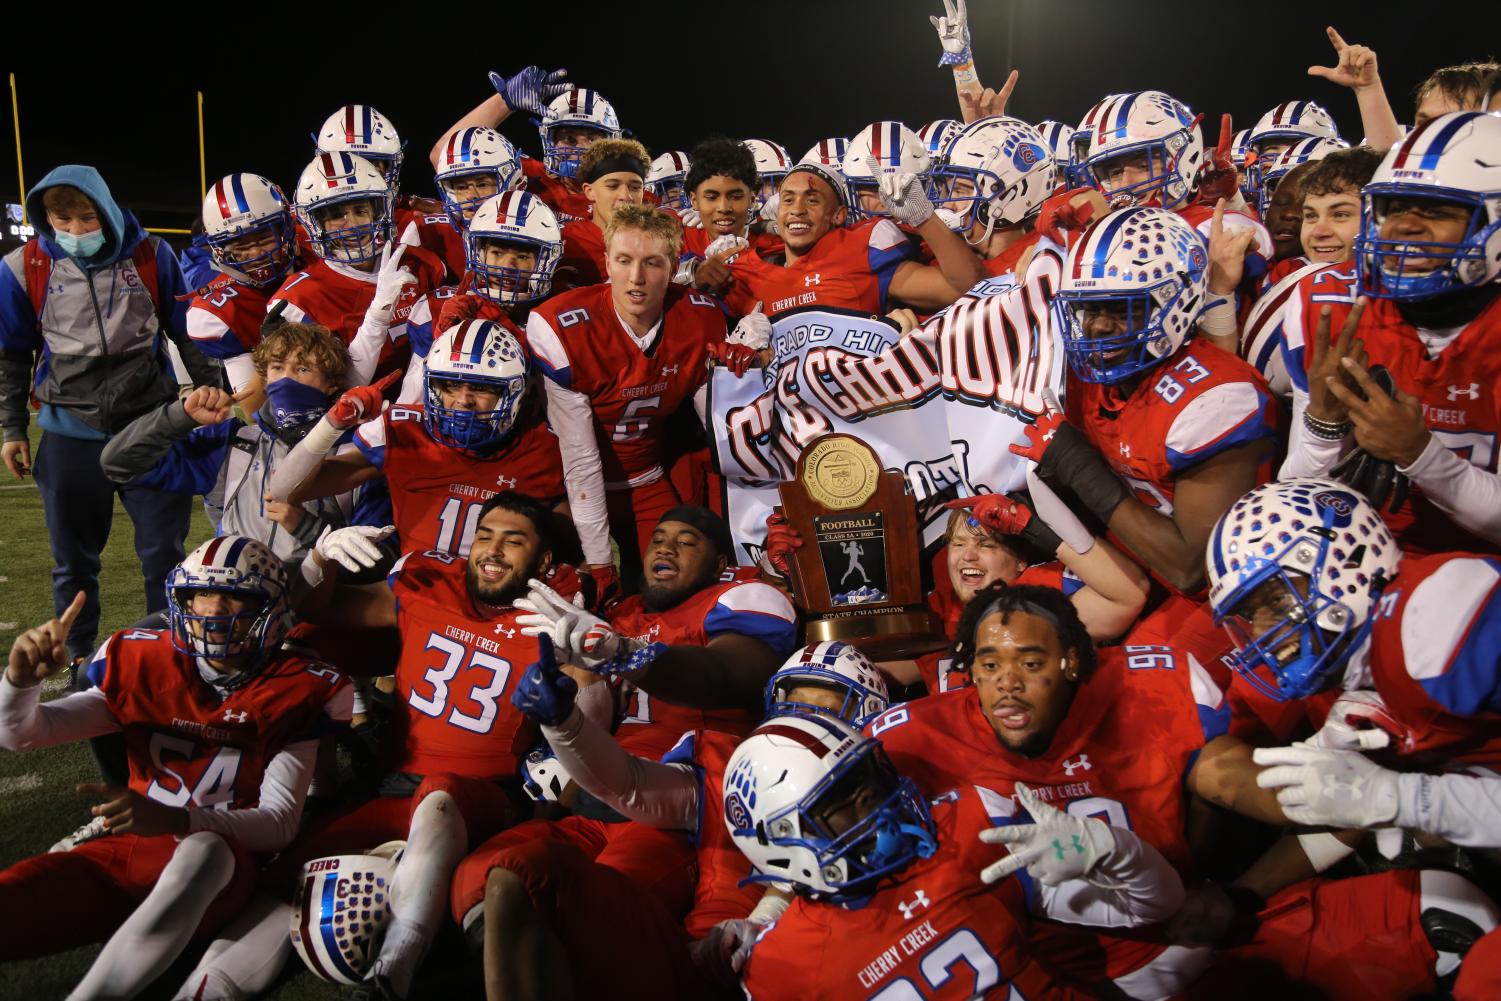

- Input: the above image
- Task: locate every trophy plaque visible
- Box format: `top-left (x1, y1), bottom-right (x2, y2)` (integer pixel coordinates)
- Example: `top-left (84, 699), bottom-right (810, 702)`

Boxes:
top-left (777, 433), bottom-right (945, 659)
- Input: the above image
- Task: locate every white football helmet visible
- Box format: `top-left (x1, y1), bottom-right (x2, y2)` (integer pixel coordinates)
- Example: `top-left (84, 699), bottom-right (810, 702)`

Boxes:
top-left (843, 121), bottom-right (932, 220)
top-left (1356, 111), bottom-right (1501, 300)
top-left (166, 536), bottom-right (290, 674)
top-left (313, 105), bottom-right (405, 186)
top-left (801, 137), bottom-right (850, 170)
top-left (464, 191), bottom-right (563, 305)
top-left (200, 173), bottom-right (296, 287)
top-left (293, 153), bottom-right (394, 267)
top-left (434, 127), bottom-right (524, 231)
top-left (1054, 206), bottom-right (1209, 383)
top-left (765, 642), bottom-right (890, 726)
top-left (1033, 120), bottom-right (1076, 165)
top-left (1084, 90), bottom-right (1204, 209)
top-left (722, 714), bottom-right (936, 901)
top-left (1070, 94), bottom-right (1126, 189)
top-left (289, 847), bottom-right (401, 985)
top-left (1248, 101), bottom-right (1341, 159)
top-left (1256, 136), bottom-right (1349, 217)
top-left (916, 119), bottom-right (964, 169)
top-left (424, 319), bottom-right (529, 452)
top-left (540, 88), bottom-right (622, 179)
top-left (743, 139), bottom-right (792, 213)
top-left (1207, 479), bottom-right (1401, 702)
top-left (521, 742), bottom-right (574, 803)
top-left (934, 116), bottom-right (1056, 243)
top-left (646, 151), bottom-right (692, 212)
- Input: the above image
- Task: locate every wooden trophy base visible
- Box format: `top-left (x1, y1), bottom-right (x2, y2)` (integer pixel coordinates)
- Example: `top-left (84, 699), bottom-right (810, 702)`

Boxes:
top-left (804, 607), bottom-right (949, 660)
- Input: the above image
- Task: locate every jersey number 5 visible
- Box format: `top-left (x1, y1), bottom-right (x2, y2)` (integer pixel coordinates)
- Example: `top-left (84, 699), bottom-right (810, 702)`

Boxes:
top-left (408, 633), bottom-right (513, 734)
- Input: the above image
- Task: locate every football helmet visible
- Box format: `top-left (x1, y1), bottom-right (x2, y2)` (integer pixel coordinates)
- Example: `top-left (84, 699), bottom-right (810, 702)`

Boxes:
top-left (1034, 120), bottom-right (1076, 165)
top-left (540, 88), bottom-right (622, 179)
top-left (1255, 136), bottom-right (1349, 218)
top-left (722, 713), bottom-right (936, 901)
top-left (1355, 111), bottom-right (1501, 300)
top-left (646, 151), bottom-right (693, 212)
top-left (744, 139), bottom-right (792, 213)
top-left (916, 119), bottom-right (965, 170)
top-left (424, 320), bottom-right (529, 451)
top-left (289, 846), bottom-right (401, 984)
top-left (434, 127), bottom-right (524, 231)
top-left (313, 105), bottom-right (405, 187)
top-left (1247, 101), bottom-right (1341, 159)
top-left (1054, 206), bottom-right (1209, 383)
top-left (801, 137), bottom-right (850, 170)
top-left (1084, 90), bottom-right (1204, 209)
top-left (1070, 94), bottom-right (1125, 190)
top-left (200, 173), bottom-right (296, 288)
top-left (521, 741), bottom-right (574, 803)
top-left (842, 121), bottom-right (932, 221)
top-left (465, 190), bottom-right (563, 305)
top-left (765, 642), bottom-right (890, 727)
top-left (166, 536), bottom-right (290, 672)
top-left (1207, 478), bottom-right (1402, 701)
top-left (933, 116), bottom-right (1056, 243)
top-left (293, 153), bottom-right (394, 267)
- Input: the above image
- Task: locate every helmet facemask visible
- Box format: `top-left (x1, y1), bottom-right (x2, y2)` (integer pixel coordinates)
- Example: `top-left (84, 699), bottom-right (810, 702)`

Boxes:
top-left (1055, 286), bottom-right (1183, 384)
top-left (467, 235), bottom-right (559, 306)
top-left (210, 219), bottom-right (296, 288)
top-left (304, 195), bottom-right (392, 267)
top-left (424, 372), bottom-right (527, 452)
top-left (1356, 190), bottom-right (1497, 300)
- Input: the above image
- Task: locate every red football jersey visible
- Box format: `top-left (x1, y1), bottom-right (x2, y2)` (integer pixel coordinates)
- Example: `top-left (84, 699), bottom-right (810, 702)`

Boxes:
top-left (660, 728), bottom-right (762, 937)
top-left (528, 283), bottom-right (726, 484)
top-left (386, 550), bottom-right (547, 778)
top-left (186, 275), bottom-right (274, 360)
top-left (981, 230), bottom-right (1043, 280)
top-left (1282, 265), bottom-right (1501, 557)
top-left (353, 403), bottom-right (565, 557)
top-left (608, 576), bottom-right (799, 760)
top-left (97, 629), bottom-right (350, 812)
top-left (723, 219), bottom-right (916, 319)
top-left (396, 207), bottom-right (466, 282)
top-left (557, 219), bottom-right (607, 289)
top-left (522, 157), bottom-right (591, 224)
top-left (741, 787), bottom-right (1088, 1001)
top-left (1365, 552), bottom-right (1501, 768)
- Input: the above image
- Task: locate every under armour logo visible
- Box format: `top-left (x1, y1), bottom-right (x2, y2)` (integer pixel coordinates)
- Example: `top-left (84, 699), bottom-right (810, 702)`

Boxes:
top-left (223, 709), bottom-right (248, 724)
top-left (1118, 442), bottom-right (1131, 457)
top-left (1052, 835), bottom-right (1086, 860)
top-left (1042, 427), bottom-right (1056, 443)
top-left (1448, 383), bottom-right (1480, 401)
top-left (803, 273), bottom-right (821, 287)
top-left (897, 889), bottom-right (931, 920)
top-left (662, 365), bottom-right (679, 376)
top-left (494, 623), bottom-right (516, 639)
top-left (497, 475), bottom-right (517, 488)
top-left (1061, 754), bottom-right (1092, 776)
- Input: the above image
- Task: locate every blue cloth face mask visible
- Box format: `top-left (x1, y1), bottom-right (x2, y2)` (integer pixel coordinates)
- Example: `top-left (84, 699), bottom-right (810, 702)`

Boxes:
top-left (262, 378), bottom-right (332, 444)
top-left (53, 229), bottom-right (106, 258)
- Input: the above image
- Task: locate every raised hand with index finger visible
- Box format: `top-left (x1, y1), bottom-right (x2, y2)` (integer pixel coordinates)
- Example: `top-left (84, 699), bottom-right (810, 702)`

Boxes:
top-left (7, 591), bottom-right (86, 687)
top-left (509, 634), bottom-right (579, 726)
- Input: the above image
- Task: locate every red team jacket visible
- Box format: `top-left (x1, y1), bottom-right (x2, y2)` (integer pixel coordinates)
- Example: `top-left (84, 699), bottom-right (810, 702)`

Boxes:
top-left (385, 550), bottom-right (550, 778)
top-left (741, 786), bottom-right (1090, 1001)
top-left (528, 283), bottom-right (727, 486)
top-left (1282, 264), bottom-right (1501, 557)
top-left (353, 403), bottom-right (565, 557)
top-left (93, 629), bottom-right (351, 815)
top-left (607, 575), bottom-right (799, 760)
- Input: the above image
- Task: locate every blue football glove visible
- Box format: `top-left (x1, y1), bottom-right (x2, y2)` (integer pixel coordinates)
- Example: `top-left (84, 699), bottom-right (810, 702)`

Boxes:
top-left (510, 635), bottom-right (578, 726)
top-left (489, 66), bottom-right (570, 119)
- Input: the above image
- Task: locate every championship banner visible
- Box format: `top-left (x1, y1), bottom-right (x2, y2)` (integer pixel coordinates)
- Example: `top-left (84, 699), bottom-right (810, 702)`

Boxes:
top-left (710, 245), bottom-right (1067, 565)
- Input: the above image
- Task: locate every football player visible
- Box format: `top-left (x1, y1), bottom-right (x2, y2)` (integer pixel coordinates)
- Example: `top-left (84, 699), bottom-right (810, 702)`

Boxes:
top-left (272, 491), bottom-right (575, 999)
top-left (433, 126), bottom-right (525, 234)
top-left (1279, 111), bottom-right (1501, 556)
top-left (273, 153), bottom-right (447, 389)
top-left (556, 139), bottom-right (649, 288)
top-left (732, 712), bottom-right (1187, 1000)
top-left (646, 150), bottom-right (692, 212)
top-left (527, 205), bottom-right (729, 592)
top-left (1242, 101), bottom-right (1343, 206)
top-left (269, 320), bottom-right (564, 559)
top-left (188, 173), bottom-right (301, 400)
top-left (674, 138), bottom-right (785, 296)
top-left (456, 641), bottom-right (885, 1001)
top-left (0, 538), bottom-right (351, 998)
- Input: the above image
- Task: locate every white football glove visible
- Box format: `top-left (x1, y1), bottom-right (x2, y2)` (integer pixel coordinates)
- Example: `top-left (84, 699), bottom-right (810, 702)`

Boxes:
top-left (978, 783), bottom-right (1116, 885)
top-left (367, 243), bottom-right (418, 319)
top-left (679, 207), bottom-right (703, 229)
top-left (515, 579), bottom-right (636, 669)
top-left (1253, 745), bottom-right (1401, 829)
top-left (758, 193), bottom-right (781, 234)
top-left (689, 917), bottom-right (767, 984)
top-left (314, 525), bottom-right (396, 572)
top-left (1298, 690), bottom-right (1396, 751)
top-left (866, 155), bottom-right (935, 229)
top-left (727, 302), bottom-right (772, 351)
top-left (704, 234), bottom-right (750, 263)
top-left (929, 0), bottom-right (972, 67)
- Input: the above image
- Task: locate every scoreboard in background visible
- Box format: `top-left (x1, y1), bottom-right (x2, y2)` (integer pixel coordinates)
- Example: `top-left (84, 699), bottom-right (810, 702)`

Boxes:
top-left (4, 204), bottom-right (34, 254)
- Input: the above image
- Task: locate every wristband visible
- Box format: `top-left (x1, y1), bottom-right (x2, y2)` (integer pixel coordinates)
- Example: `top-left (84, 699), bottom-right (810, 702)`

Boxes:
top-left (1197, 295), bottom-right (1238, 340)
top-left (1302, 411), bottom-right (1353, 441)
top-left (300, 555), bottom-right (326, 590)
top-left (300, 415), bottom-right (346, 456)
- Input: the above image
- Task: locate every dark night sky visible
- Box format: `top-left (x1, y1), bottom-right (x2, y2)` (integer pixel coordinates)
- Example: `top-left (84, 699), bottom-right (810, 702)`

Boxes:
top-left (2, 2), bottom-right (1496, 236)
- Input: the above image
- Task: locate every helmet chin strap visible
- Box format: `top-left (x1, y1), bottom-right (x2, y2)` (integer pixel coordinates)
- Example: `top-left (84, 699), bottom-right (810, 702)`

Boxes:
top-left (867, 806), bottom-right (938, 870)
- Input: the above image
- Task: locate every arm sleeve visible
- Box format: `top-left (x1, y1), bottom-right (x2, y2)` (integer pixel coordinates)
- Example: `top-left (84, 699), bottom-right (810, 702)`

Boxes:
top-left (346, 307), bottom-right (391, 389)
top-left (1397, 436), bottom-right (1501, 546)
top-left (223, 353), bottom-right (258, 395)
top-left (1395, 770), bottom-right (1501, 850)
top-left (0, 678), bottom-right (119, 750)
top-left (99, 400), bottom-right (201, 483)
top-left (541, 707), bottom-right (699, 830)
top-left (185, 739), bottom-right (316, 853)
top-left (1279, 387), bottom-right (1350, 480)
top-left (1034, 826), bottom-right (1187, 927)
